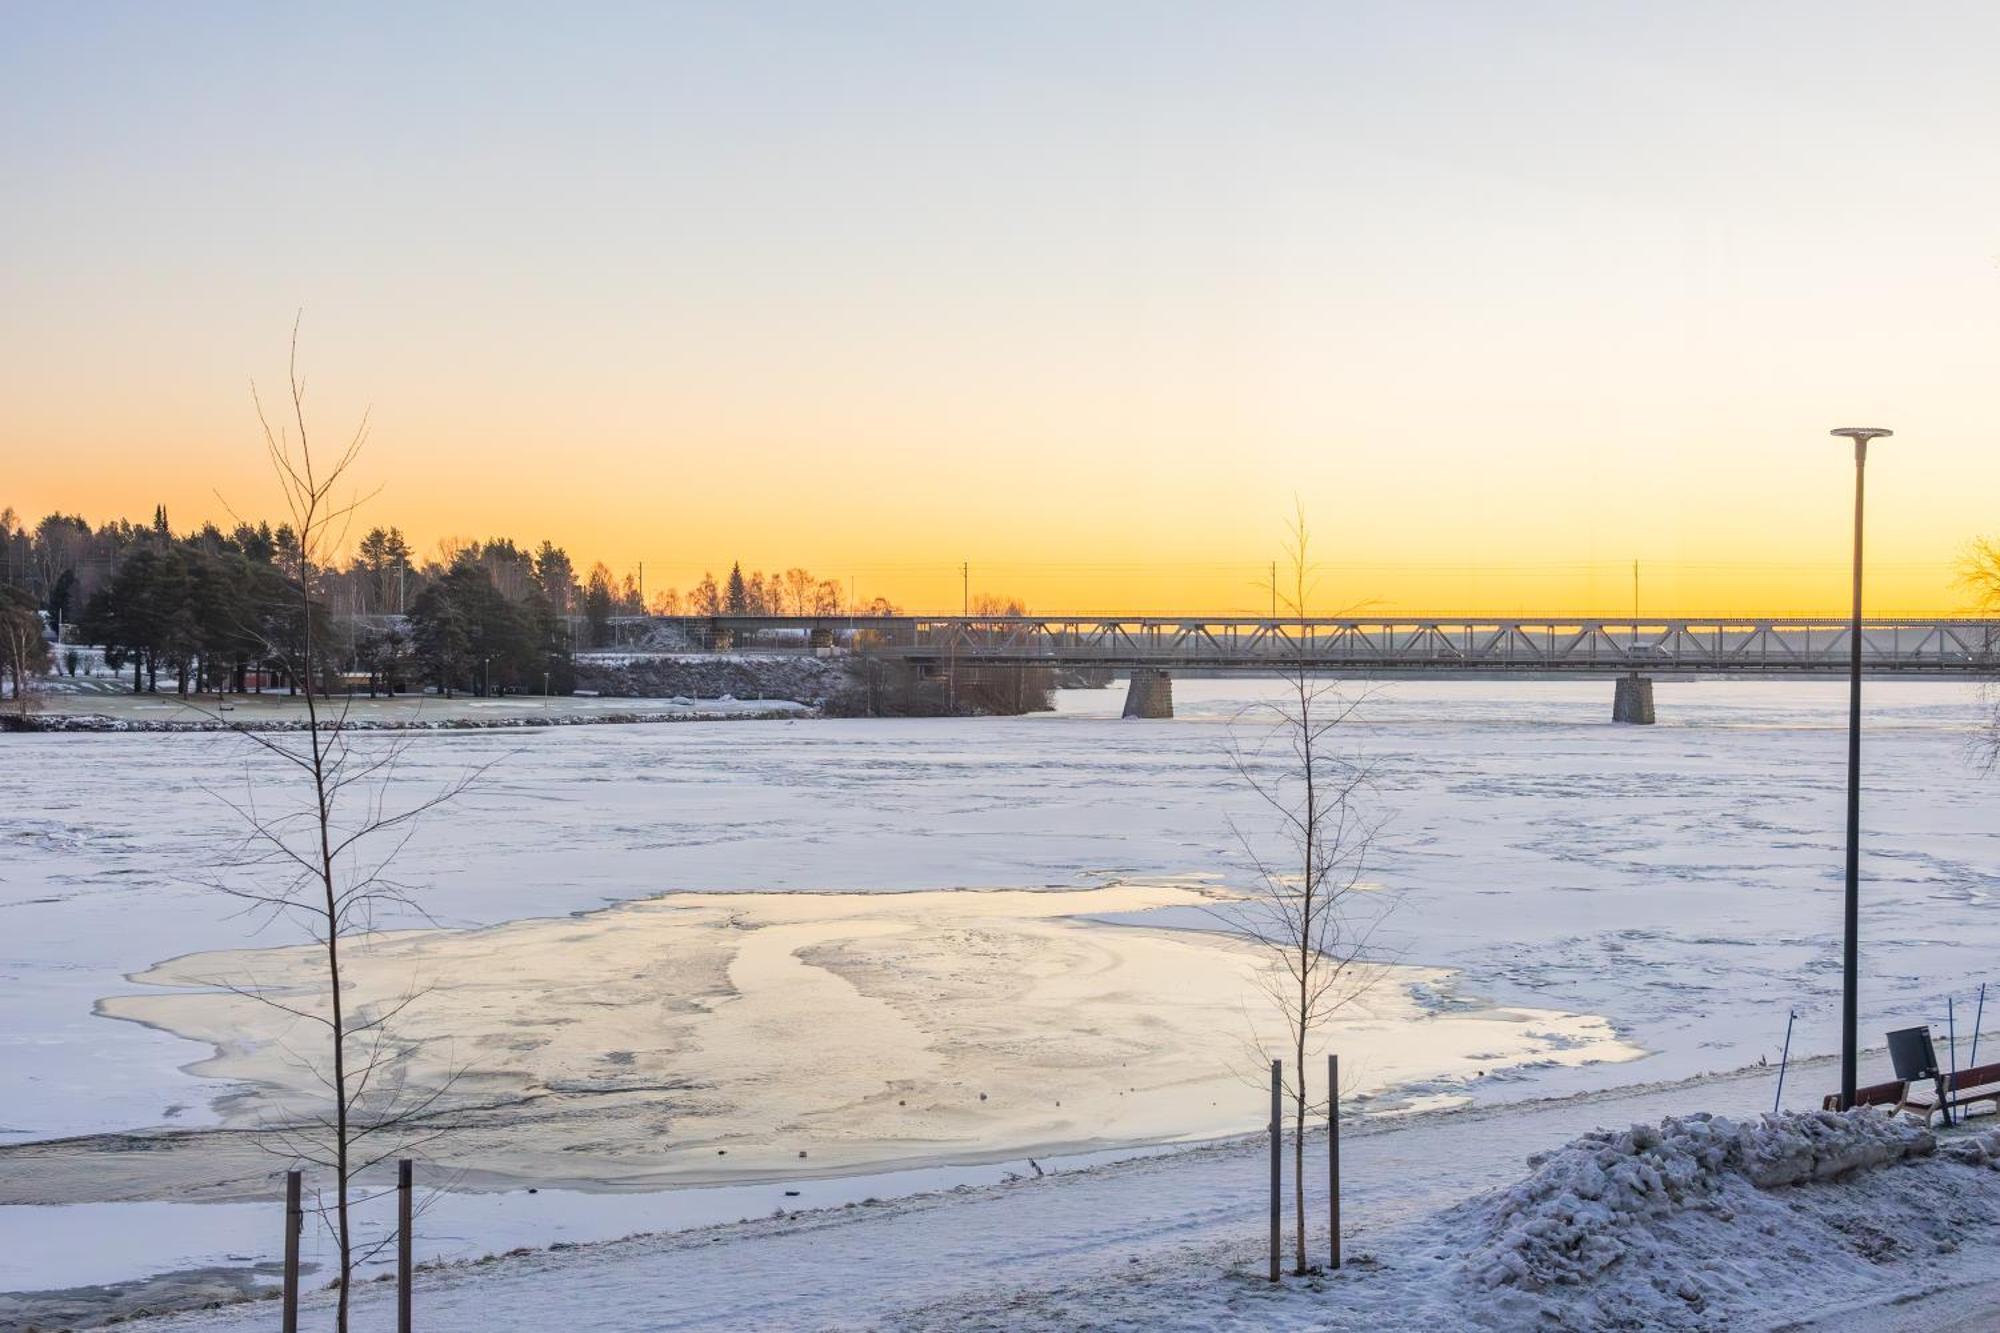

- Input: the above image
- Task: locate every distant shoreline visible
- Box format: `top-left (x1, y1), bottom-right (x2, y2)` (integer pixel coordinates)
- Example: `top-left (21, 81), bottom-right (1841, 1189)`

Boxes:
top-left (0, 703), bottom-right (815, 734)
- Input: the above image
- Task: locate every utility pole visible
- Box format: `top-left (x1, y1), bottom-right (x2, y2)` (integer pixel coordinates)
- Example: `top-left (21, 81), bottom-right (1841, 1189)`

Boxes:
top-left (962, 561), bottom-right (969, 617)
top-left (638, 561), bottom-right (645, 613)
top-left (1270, 561), bottom-right (1277, 619)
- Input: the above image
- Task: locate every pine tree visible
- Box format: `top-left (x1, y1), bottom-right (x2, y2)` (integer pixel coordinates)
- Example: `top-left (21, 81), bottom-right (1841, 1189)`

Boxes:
top-left (725, 562), bottom-right (748, 614)
top-left (532, 541), bottom-right (576, 615)
top-left (582, 564), bottom-right (616, 648)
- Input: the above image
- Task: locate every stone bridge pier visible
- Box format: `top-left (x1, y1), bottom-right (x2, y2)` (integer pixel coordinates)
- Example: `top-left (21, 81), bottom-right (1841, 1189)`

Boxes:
top-left (1122, 668), bottom-right (1174, 718)
top-left (1613, 673), bottom-right (1656, 725)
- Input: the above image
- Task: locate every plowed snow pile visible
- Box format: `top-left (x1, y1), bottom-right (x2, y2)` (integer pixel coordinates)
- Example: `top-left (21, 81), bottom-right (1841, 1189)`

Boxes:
top-left (1434, 1109), bottom-right (2000, 1331)
top-left (1472, 1110), bottom-right (1933, 1290)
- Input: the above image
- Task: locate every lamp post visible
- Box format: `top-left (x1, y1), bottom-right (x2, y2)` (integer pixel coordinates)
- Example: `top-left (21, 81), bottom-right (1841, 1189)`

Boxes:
top-left (1830, 426), bottom-right (1892, 1110)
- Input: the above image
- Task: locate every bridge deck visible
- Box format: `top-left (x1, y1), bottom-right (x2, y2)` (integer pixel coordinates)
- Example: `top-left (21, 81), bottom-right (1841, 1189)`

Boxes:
top-left (618, 616), bottom-right (2000, 675)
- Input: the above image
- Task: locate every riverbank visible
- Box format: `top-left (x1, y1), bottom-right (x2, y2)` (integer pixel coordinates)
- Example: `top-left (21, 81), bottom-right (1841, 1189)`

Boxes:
top-left (30, 1059), bottom-right (2000, 1332)
top-left (1, 692), bottom-right (813, 732)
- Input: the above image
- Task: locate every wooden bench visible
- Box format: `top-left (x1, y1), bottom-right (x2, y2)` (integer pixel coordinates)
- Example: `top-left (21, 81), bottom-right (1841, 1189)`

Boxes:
top-left (1823, 1060), bottom-right (2000, 1125)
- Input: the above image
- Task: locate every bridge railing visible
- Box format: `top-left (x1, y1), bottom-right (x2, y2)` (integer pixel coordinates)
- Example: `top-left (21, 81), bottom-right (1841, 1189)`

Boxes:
top-left (891, 617), bottom-right (2000, 673)
top-left (605, 615), bottom-right (2000, 674)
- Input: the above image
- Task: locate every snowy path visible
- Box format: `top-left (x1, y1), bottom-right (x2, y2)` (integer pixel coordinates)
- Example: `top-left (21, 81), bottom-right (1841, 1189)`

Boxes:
top-left (145, 1063), bottom-right (1833, 1332)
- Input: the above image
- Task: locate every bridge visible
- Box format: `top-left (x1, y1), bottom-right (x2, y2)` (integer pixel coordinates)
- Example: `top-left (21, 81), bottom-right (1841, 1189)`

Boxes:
top-left (634, 614), bottom-right (2000, 723)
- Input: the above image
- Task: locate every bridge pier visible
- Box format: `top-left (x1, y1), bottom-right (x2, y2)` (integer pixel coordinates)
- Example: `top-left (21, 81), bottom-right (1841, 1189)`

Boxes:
top-left (1613, 674), bottom-right (1656, 725)
top-left (1122, 668), bottom-right (1174, 719)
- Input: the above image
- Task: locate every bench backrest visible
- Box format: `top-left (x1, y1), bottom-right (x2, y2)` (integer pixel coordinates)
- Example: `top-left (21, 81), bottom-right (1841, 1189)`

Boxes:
top-left (1818, 1060), bottom-right (2000, 1112)
top-left (1945, 1060), bottom-right (2000, 1094)
top-left (1823, 1079), bottom-right (1906, 1111)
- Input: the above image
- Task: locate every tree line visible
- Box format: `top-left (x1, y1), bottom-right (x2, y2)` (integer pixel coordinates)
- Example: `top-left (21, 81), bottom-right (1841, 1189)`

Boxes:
top-left (2, 502), bottom-right (912, 697)
top-left (1, 506), bottom-right (582, 697)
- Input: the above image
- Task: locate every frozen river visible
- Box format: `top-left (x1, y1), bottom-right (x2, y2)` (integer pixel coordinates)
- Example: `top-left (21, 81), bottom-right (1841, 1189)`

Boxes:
top-left (3, 677), bottom-right (1999, 1307)
top-left (4, 679), bottom-right (1998, 1147)
top-left (3, 677), bottom-right (1997, 1160)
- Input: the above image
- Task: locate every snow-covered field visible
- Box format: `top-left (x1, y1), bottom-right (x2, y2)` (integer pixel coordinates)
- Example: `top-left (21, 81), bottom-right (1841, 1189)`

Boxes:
top-left (3, 677), bottom-right (1998, 1327)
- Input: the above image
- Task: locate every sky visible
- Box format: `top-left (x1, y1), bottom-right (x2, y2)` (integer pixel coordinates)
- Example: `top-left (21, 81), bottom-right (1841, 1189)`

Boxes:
top-left (3, 1), bottom-right (1997, 615)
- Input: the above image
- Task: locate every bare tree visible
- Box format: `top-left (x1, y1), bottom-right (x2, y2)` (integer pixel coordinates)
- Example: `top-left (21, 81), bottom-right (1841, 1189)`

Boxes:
top-left (1222, 506), bottom-right (1386, 1276)
top-left (1965, 538), bottom-right (2000, 768)
top-left (194, 324), bottom-right (480, 1329)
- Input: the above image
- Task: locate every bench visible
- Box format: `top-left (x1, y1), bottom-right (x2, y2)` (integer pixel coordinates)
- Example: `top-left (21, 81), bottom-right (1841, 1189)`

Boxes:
top-left (1823, 1059), bottom-right (2000, 1126)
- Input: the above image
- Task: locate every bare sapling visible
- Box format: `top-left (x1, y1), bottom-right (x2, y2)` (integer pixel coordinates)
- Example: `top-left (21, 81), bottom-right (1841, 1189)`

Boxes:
top-left (196, 323), bottom-right (482, 1330)
top-left (1964, 538), bottom-right (2000, 769)
top-left (1223, 505), bottom-right (1388, 1276)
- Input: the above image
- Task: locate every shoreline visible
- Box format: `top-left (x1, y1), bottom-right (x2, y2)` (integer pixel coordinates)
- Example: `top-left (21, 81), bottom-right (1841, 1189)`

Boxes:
top-left (1, 701), bottom-right (816, 733)
top-left (0, 1055), bottom-right (1859, 1331)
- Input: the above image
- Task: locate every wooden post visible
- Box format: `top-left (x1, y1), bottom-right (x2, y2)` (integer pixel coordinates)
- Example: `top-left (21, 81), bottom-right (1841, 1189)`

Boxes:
top-left (1329, 1053), bottom-right (1341, 1272)
top-left (1268, 1058), bottom-right (1282, 1283)
top-left (282, 1170), bottom-right (302, 1333)
top-left (398, 1158), bottom-right (414, 1333)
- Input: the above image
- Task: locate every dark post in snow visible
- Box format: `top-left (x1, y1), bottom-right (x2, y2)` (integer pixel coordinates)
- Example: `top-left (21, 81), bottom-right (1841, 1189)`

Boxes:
top-left (282, 1169), bottom-right (302, 1333)
top-left (1268, 1057), bottom-right (1282, 1283)
top-left (1773, 1009), bottom-right (1796, 1115)
top-left (1830, 426), bottom-right (1892, 1110)
top-left (398, 1158), bottom-right (414, 1333)
top-left (1329, 1052), bottom-right (1341, 1271)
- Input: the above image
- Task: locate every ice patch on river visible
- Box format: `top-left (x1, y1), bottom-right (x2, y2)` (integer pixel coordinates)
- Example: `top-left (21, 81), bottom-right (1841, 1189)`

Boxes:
top-left (97, 884), bottom-right (1640, 1187)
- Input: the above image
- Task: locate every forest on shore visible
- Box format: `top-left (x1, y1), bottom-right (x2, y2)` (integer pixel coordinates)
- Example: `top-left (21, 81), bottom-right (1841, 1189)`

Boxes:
top-left (0, 505), bottom-right (1059, 714)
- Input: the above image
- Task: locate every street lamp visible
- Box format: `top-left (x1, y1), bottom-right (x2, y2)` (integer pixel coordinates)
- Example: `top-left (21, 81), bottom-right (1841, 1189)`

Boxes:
top-left (1830, 426), bottom-right (1893, 1110)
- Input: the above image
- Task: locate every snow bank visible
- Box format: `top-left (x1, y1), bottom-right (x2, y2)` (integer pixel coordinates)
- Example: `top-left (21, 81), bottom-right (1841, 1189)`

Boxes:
top-left (1472, 1110), bottom-right (1934, 1292)
top-left (1942, 1128), bottom-right (2000, 1170)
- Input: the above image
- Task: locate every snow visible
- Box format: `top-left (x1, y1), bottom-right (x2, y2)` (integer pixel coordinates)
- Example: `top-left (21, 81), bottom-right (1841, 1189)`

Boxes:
top-left (4, 677), bottom-right (2000, 1325)
top-left (120, 1071), bottom-right (2000, 1332)
top-left (5, 678), bottom-right (1991, 1149)
top-left (95, 884), bottom-right (1634, 1187)
top-left (1468, 1109), bottom-right (1933, 1291)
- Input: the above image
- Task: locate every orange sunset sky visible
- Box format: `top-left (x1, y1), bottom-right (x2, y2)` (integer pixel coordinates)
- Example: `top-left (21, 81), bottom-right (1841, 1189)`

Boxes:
top-left (4, 3), bottom-right (1998, 616)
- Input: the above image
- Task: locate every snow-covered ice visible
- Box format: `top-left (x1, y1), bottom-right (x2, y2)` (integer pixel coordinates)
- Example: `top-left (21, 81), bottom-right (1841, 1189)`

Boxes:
top-left (5, 678), bottom-right (1993, 1148)
top-left (3, 676), bottom-right (1999, 1325)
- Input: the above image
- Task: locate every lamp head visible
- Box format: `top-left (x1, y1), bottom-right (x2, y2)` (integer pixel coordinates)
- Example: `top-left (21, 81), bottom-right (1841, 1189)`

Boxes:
top-left (1831, 426), bottom-right (1893, 461)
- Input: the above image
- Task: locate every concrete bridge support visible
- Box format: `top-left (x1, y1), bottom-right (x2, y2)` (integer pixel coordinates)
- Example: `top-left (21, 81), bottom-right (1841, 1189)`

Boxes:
top-left (1122, 668), bottom-right (1174, 719)
top-left (1613, 674), bottom-right (1656, 725)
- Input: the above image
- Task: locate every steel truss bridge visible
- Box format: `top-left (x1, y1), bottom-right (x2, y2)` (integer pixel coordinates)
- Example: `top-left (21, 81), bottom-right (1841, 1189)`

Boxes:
top-left (646, 615), bottom-right (2000, 676)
